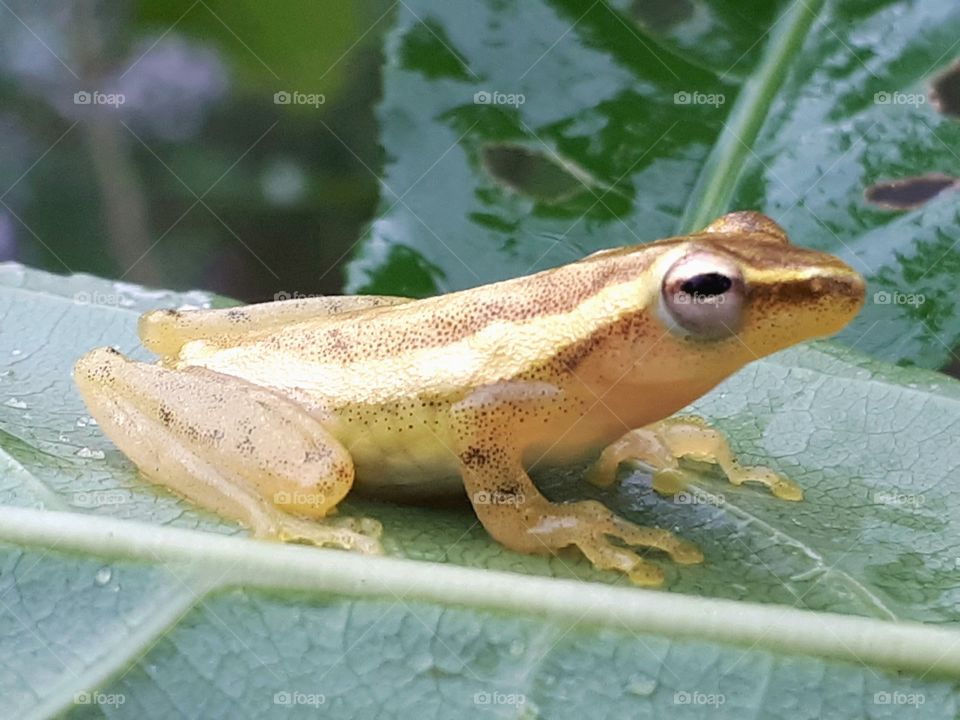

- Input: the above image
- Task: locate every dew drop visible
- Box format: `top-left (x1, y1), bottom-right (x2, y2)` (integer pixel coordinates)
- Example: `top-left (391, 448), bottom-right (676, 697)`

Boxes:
top-left (94, 566), bottom-right (112, 586)
top-left (75, 447), bottom-right (105, 459)
top-left (4, 398), bottom-right (27, 409)
top-left (627, 675), bottom-right (657, 696)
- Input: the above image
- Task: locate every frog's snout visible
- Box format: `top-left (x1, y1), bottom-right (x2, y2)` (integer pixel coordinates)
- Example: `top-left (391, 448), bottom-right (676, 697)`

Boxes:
top-left (791, 264), bottom-right (866, 338)
top-left (816, 266), bottom-right (866, 309)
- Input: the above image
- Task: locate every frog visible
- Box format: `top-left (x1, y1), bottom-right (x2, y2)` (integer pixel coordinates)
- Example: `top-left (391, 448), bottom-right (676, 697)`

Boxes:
top-left (73, 211), bottom-right (865, 585)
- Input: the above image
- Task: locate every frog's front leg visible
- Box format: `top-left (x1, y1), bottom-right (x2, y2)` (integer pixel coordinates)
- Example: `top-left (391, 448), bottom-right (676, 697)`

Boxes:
top-left (451, 384), bottom-right (702, 586)
top-left (74, 348), bottom-right (382, 553)
top-left (587, 415), bottom-right (802, 501)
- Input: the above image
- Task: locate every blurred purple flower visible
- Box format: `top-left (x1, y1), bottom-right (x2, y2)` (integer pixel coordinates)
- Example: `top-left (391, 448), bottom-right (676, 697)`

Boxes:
top-left (113, 35), bottom-right (229, 141)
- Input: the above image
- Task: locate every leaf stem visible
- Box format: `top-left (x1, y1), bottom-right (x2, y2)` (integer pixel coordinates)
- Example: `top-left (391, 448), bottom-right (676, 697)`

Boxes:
top-left (678, 0), bottom-right (825, 233)
top-left (1, 506), bottom-right (958, 677)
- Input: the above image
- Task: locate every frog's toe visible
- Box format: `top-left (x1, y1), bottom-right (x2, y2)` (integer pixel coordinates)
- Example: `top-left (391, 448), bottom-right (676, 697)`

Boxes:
top-left (328, 515), bottom-right (384, 539)
top-left (628, 561), bottom-right (666, 587)
top-left (650, 468), bottom-right (693, 496)
top-left (573, 533), bottom-right (665, 587)
top-left (729, 465), bottom-right (803, 501)
top-left (546, 500), bottom-right (702, 584)
top-left (608, 520), bottom-right (703, 566)
top-left (273, 516), bottom-right (384, 554)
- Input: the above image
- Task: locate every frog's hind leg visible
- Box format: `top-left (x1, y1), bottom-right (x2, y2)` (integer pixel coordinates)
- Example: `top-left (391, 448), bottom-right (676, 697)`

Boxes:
top-left (139, 294), bottom-right (412, 357)
top-left (587, 415), bottom-right (802, 501)
top-left (73, 347), bottom-right (382, 553)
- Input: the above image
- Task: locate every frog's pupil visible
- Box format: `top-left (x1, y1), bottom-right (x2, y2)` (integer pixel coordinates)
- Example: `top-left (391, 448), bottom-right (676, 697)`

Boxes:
top-left (680, 273), bottom-right (731, 297)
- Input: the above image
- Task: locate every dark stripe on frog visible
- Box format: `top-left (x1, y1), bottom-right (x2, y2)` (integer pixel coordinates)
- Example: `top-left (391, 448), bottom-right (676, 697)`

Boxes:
top-left (263, 249), bottom-right (660, 361)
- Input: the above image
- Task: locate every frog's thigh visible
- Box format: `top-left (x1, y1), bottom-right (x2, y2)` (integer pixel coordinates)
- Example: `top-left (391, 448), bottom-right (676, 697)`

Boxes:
top-left (139, 294), bottom-right (411, 356)
top-left (74, 348), bottom-right (381, 553)
top-left (451, 384), bottom-right (701, 586)
top-left (590, 415), bottom-right (802, 501)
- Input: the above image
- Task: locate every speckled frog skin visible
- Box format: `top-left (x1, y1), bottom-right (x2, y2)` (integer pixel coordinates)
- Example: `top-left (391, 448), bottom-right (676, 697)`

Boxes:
top-left (74, 211), bottom-right (865, 585)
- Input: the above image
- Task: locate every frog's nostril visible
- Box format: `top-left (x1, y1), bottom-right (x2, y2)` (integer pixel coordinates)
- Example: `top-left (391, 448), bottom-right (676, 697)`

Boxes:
top-left (829, 271), bottom-right (866, 304)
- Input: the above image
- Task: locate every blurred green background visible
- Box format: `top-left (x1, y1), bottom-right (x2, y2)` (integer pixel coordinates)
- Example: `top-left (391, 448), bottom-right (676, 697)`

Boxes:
top-left (0, 0), bottom-right (388, 301)
top-left (3, 0), bottom-right (960, 373)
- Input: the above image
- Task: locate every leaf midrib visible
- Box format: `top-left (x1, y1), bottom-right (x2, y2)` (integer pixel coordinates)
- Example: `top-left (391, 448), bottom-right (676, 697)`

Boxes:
top-left (2, 505), bottom-right (959, 678)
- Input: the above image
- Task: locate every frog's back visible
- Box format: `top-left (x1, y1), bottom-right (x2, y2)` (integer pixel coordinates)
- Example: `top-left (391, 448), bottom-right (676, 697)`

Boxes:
top-left (173, 245), bottom-right (661, 409)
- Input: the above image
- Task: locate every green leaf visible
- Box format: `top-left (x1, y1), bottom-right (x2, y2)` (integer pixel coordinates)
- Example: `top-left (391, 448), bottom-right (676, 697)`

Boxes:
top-left (3, 261), bottom-right (960, 718)
top-left (346, 0), bottom-right (960, 369)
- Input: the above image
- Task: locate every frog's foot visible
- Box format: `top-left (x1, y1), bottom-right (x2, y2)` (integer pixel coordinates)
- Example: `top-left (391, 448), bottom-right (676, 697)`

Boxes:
top-left (525, 499), bottom-right (703, 586)
top-left (270, 513), bottom-right (383, 554)
top-left (587, 415), bottom-right (802, 501)
top-left (454, 383), bottom-right (700, 585)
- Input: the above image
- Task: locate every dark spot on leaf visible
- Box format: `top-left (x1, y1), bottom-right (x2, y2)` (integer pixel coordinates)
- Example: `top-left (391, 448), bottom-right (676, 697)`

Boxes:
top-left (398, 19), bottom-right (472, 81)
top-left (468, 212), bottom-right (519, 233)
top-left (864, 174), bottom-right (958, 210)
top-left (929, 60), bottom-right (960, 119)
top-left (630, 0), bottom-right (694, 32)
top-left (481, 143), bottom-right (590, 204)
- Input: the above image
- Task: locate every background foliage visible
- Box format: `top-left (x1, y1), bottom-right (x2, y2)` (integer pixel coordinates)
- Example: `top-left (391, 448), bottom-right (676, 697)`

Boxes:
top-left (1, 0), bottom-right (960, 718)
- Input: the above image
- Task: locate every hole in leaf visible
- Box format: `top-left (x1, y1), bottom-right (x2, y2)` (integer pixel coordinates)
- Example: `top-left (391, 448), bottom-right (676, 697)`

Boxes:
top-left (864, 174), bottom-right (959, 210)
top-left (481, 143), bottom-right (595, 204)
top-left (630, 0), bottom-right (695, 32)
top-left (929, 60), bottom-right (960, 119)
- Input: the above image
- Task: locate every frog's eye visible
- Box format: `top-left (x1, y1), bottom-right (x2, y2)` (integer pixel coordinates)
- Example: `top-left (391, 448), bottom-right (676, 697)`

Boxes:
top-left (660, 252), bottom-right (744, 340)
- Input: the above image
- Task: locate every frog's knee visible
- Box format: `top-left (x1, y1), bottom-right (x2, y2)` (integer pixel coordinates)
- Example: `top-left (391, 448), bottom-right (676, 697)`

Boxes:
top-left (266, 440), bottom-right (355, 519)
top-left (73, 346), bottom-right (127, 391)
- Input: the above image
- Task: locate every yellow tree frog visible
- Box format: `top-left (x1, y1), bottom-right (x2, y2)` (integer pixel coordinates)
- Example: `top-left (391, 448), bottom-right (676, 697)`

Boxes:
top-left (74, 211), bottom-right (864, 585)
